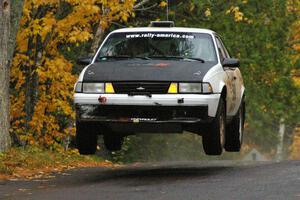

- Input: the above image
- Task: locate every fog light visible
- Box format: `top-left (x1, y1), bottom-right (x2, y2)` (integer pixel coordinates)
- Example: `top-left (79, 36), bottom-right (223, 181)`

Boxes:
top-left (105, 83), bottom-right (115, 93)
top-left (168, 83), bottom-right (178, 93)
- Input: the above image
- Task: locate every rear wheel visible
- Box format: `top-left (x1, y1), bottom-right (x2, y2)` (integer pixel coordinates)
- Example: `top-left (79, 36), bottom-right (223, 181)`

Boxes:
top-left (76, 121), bottom-right (98, 155)
top-left (103, 133), bottom-right (123, 151)
top-left (225, 99), bottom-right (245, 152)
top-left (202, 98), bottom-right (226, 155)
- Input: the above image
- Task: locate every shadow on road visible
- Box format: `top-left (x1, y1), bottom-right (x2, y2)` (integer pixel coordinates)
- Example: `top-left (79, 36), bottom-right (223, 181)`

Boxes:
top-left (63, 162), bottom-right (234, 187)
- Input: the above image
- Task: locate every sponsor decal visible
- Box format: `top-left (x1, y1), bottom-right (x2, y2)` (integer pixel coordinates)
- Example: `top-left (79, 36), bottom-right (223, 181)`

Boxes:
top-left (87, 70), bottom-right (95, 75)
top-left (193, 70), bottom-right (202, 76)
top-left (127, 63), bottom-right (170, 68)
top-left (136, 86), bottom-right (145, 91)
top-left (154, 63), bottom-right (170, 68)
top-left (131, 118), bottom-right (157, 123)
top-left (126, 33), bottom-right (195, 39)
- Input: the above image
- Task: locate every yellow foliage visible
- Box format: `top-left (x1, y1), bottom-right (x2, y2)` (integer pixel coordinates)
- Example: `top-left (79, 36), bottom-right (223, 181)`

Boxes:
top-left (204, 8), bottom-right (211, 17)
top-left (226, 6), bottom-right (252, 23)
top-left (10, 0), bottom-right (135, 149)
top-left (159, 1), bottom-right (167, 8)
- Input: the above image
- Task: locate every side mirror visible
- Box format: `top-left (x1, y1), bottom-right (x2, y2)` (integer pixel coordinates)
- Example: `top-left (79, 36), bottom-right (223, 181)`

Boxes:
top-left (222, 58), bottom-right (240, 68)
top-left (77, 57), bottom-right (93, 65)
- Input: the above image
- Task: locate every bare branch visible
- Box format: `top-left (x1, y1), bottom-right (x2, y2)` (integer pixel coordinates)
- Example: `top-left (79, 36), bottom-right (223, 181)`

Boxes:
top-left (133, 0), bottom-right (151, 9)
top-left (134, 3), bottom-right (158, 11)
top-left (111, 22), bottom-right (127, 28)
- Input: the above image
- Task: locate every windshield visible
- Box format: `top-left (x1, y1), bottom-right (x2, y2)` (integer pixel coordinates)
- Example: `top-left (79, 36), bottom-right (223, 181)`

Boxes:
top-left (96, 32), bottom-right (217, 62)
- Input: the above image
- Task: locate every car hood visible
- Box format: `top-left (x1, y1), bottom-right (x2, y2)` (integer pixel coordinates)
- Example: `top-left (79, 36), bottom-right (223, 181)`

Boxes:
top-left (83, 60), bottom-right (217, 82)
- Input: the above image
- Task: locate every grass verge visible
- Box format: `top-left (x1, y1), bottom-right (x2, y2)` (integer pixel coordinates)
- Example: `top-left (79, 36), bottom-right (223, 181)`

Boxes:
top-left (0, 147), bottom-right (113, 180)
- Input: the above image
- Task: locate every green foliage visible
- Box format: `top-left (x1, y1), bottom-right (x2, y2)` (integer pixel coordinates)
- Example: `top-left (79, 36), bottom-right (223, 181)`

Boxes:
top-left (175, 0), bottom-right (299, 149)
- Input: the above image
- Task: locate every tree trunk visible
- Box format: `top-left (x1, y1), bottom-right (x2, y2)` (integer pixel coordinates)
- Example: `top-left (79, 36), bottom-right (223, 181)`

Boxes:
top-left (0, 0), bottom-right (23, 151)
top-left (88, 0), bottom-right (152, 57)
top-left (0, 0), bottom-right (11, 152)
top-left (276, 118), bottom-right (285, 161)
top-left (9, 0), bottom-right (24, 58)
top-left (89, 25), bottom-right (105, 57)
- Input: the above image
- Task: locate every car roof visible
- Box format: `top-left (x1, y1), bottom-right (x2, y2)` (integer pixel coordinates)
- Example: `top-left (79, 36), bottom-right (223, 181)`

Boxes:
top-left (111, 27), bottom-right (216, 35)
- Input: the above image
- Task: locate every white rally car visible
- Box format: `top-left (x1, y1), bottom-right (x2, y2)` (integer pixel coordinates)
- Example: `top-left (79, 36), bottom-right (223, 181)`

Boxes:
top-left (74, 21), bottom-right (245, 155)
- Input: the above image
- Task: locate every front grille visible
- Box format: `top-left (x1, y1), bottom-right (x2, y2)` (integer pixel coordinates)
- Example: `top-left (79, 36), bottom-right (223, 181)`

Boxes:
top-left (113, 82), bottom-right (170, 94)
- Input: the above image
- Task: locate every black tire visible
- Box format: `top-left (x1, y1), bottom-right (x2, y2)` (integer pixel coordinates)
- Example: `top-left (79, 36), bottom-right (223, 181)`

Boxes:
top-left (224, 99), bottom-right (245, 152)
top-left (76, 121), bottom-right (98, 155)
top-left (103, 134), bottom-right (123, 151)
top-left (202, 98), bottom-right (226, 155)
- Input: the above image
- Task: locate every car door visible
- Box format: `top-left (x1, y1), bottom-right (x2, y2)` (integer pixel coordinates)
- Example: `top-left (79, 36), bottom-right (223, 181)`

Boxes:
top-left (215, 36), bottom-right (241, 116)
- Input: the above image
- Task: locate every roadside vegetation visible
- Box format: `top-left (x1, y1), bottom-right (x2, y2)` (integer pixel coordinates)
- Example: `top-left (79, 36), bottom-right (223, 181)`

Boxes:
top-left (0, 146), bottom-right (112, 180)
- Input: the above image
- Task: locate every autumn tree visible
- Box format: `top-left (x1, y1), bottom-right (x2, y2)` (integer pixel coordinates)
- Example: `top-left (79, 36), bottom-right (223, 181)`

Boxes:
top-left (10, 0), bottom-right (135, 150)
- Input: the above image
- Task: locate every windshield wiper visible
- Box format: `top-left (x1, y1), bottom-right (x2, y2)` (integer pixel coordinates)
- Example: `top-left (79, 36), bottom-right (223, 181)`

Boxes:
top-left (134, 56), bottom-right (151, 60)
top-left (184, 57), bottom-right (205, 63)
top-left (148, 55), bottom-right (205, 63)
top-left (96, 55), bottom-right (151, 61)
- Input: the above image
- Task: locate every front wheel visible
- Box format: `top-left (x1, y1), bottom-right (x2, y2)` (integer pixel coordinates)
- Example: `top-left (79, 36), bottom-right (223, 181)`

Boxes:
top-left (76, 121), bottom-right (98, 155)
top-left (224, 99), bottom-right (245, 152)
top-left (202, 98), bottom-right (226, 155)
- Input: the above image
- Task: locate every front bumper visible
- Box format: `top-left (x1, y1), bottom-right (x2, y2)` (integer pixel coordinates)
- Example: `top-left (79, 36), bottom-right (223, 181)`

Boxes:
top-left (76, 104), bottom-right (212, 123)
top-left (74, 93), bottom-right (221, 122)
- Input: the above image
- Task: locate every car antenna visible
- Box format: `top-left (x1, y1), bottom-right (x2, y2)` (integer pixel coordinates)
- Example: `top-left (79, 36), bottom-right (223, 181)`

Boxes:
top-left (166, 0), bottom-right (169, 21)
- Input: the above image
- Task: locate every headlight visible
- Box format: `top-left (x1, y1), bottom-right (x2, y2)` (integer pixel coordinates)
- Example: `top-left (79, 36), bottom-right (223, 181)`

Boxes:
top-left (74, 82), bottom-right (82, 93)
top-left (82, 83), bottom-right (104, 93)
top-left (179, 83), bottom-right (202, 93)
top-left (177, 82), bottom-right (213, 94)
